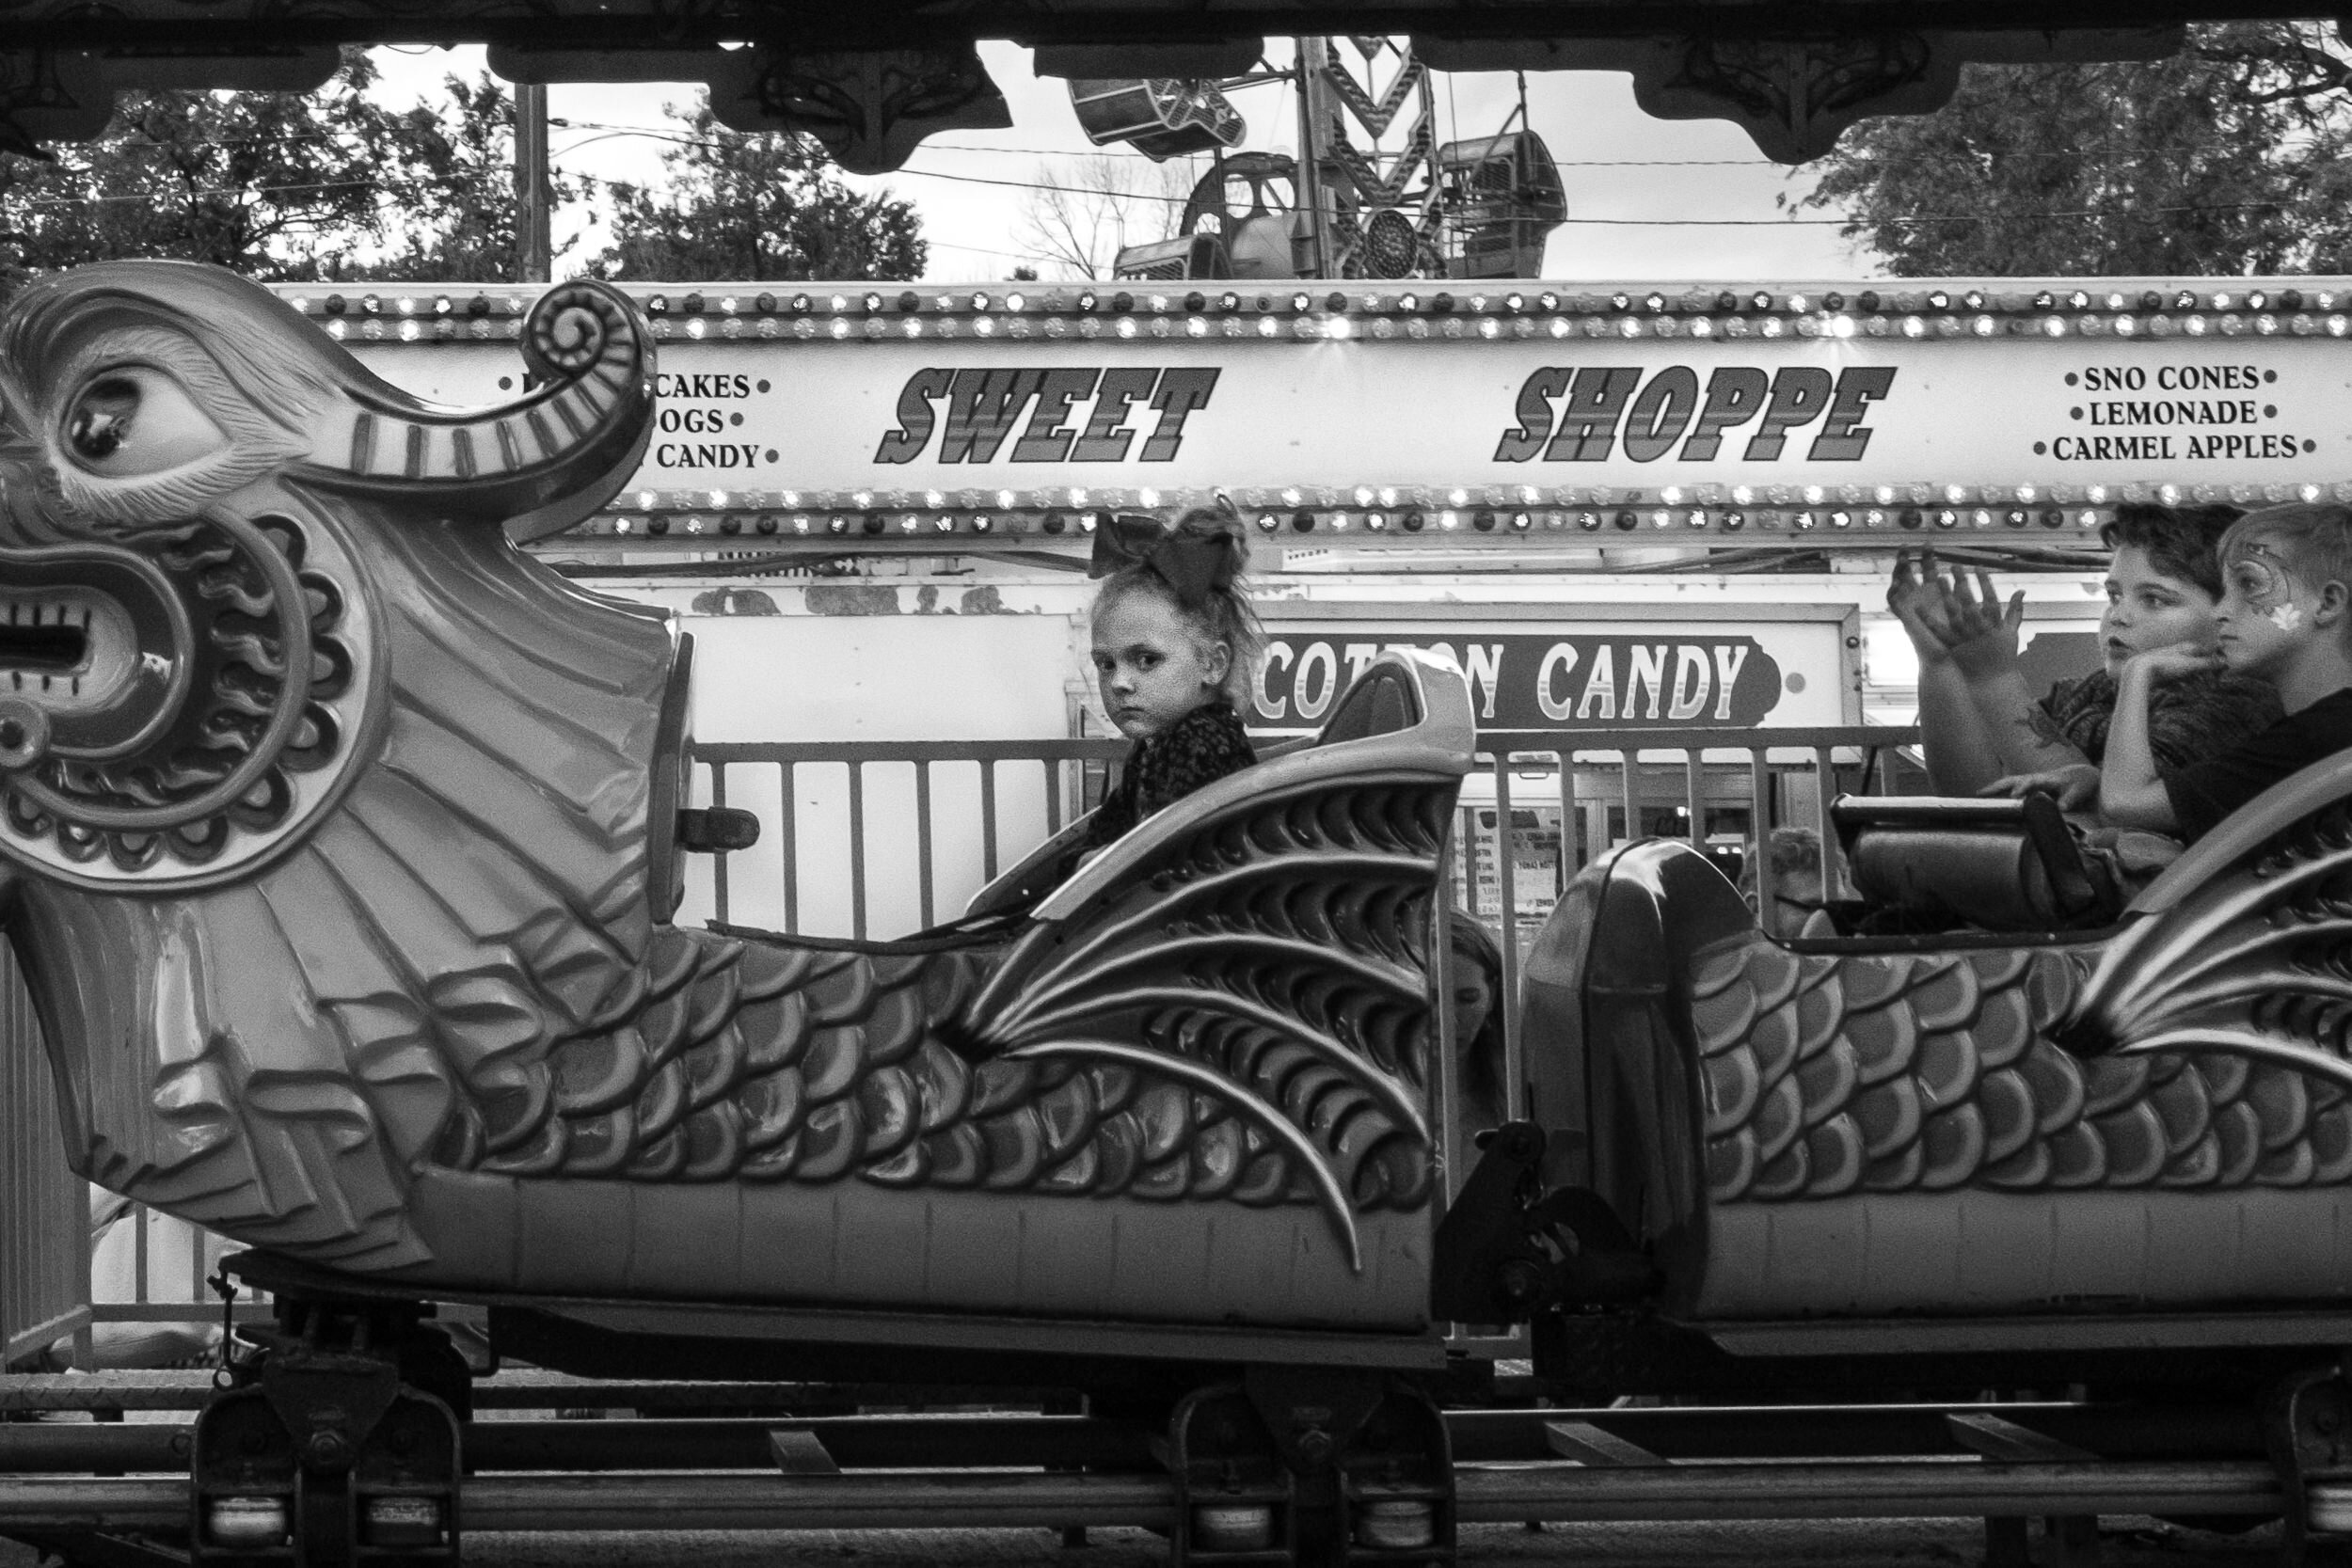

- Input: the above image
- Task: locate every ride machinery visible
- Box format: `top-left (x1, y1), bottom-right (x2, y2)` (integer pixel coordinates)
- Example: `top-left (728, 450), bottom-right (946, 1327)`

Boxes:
top-left (19, 260), bottom-right (2352, 1563)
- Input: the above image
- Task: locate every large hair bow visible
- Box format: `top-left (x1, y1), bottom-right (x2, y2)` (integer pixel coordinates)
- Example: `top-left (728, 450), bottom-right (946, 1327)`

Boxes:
top-left (1089, 513), bottom-right (1239, 608)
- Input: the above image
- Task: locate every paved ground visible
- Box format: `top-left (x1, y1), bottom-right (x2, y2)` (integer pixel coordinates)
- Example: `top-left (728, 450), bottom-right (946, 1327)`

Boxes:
top-left (0, 1516), bottom-right (2295, 1565)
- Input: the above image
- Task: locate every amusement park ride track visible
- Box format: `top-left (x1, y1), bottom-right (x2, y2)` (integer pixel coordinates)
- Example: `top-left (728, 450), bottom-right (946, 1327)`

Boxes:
top-left (0, 1376), bottom-right (2290, 1542)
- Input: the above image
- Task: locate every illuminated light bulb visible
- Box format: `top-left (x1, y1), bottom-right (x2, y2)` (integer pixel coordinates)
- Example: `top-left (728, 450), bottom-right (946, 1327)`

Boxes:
top-left (1943, 485), bottom-right (1967, 504)
top-left (1648, 510), bottom-right (1670, 529)
top-left (1354, 485), bottom-right (1375, 506)
top-left (1803, 485), bottom-right (1826, 504)
top-left (923, 490), bottom-right (945, 508)
top-left (1116, 319), bottom-right (1137, 339)
top-left (1366, 512), bottom-right (1387, 530)
top-left (996, 490), bottom-right (1017, 510)
top-left (1259, 318), bottom-right (1279, 337)
top-left (1255, 514), bottom-right (1278, 531)
top-left (2041, 316), bottom-right (2065, 337)
top-left (828, 320), bottom-right (850, 339)
top-left (1329, 513), bottom-right (1351, 531)
top-left (851, 490), bottom-right (875, 508)
top-left (2015, 485), bottom-right (2037, 503)
top-left (1185, 316), bottom-right (1207, 337)
top-left (1874, 485), bottom-right (1898, 504)
top-left (1935, 510), bottom-right (1960, 528)
top-left (2158, 483), bottom-right (2184, 506)
top-left (1378, 487), bottom-right (1398, 507)
top-left (2330, 315), bottom-right (2350, 337)
top-left (1730, 485), bottom-right (1756, 505)
top-left (1759, 317), bottom-right (1785, 338)
top-left (1138, 489), bottom-right (1161, 508)
top-left (2184, 315), bottom-right (2208, 336)
top-left (792, 515), bottom-right (811, 532)
top-left (612, 517), bottom-right (633, 535)
top-left (399, 320), bottom-right (421, 341)
top-left (1969, 315), bottom-right (1994, 336)
top-left (1327, 316), bottom-right (1353, 339)
top-left (2078, 510), bottom-right (2100, 528)
top-left (899, 515), bottom-right (919, 532)
top-left (1901, 316), bottom-right (1926, 338)
top-left (1661, 486), bottom-right (1684, 505)
top-left (2303, 483), bottom-right (2326, 502)
top-left (1438, 510), bottom-right (1459, 530)
top-left (1282, 487), bottom-right (1304, 506)
top-left (2086, 484), bottom-right (2109, 503)
top-left (1448, 489), bottom-right (1470, 507)
top-left (1866, 509), bottom-right (1888, 527)
top-left (1830, 511), bottom-right (1853, 528)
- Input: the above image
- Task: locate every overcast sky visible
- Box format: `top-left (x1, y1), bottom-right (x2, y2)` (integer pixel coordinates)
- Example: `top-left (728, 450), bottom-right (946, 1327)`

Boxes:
top-left (367, 40), bottom-right (1873, 284)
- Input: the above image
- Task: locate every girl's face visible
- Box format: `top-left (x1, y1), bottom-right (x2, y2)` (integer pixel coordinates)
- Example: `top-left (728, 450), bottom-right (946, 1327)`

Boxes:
top-left (2215, 545), bottom-right (2315, 680)
top-left (1091, 591), bottom-right (1231, 740)
top-left (2101, 544), bottom-right (2221, 674)
top-left (1449, 951), bottom-right (1494, 1047)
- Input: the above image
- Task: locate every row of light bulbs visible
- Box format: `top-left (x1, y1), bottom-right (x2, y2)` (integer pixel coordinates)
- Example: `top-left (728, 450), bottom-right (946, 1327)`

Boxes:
top-left (589, 505), bottom-right (2107, 540)
top-left (278, 283), bottom-right (2352, 322)
top-left (613, 481), bottom-right (2349, 515)
top-left (311, 308), bottom-right (2352, 347)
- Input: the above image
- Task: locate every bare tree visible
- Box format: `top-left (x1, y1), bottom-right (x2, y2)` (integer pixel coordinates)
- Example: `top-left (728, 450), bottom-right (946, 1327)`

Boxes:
top-left (1014, 151), bottom-right (1198, 279)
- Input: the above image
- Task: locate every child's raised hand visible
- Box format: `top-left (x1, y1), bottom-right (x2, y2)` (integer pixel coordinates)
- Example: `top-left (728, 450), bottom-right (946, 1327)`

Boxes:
top-left (1980, 762), bottom-right (2100, 811)
top-left (1887, 549), bottom-right (1964, 660)
top-left (1936, 566), bottom-right (2026, 680)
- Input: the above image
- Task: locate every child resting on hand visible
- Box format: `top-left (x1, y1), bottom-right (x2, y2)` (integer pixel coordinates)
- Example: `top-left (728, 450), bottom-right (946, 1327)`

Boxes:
top-left (2098, 502), bottom-right (2352, 843)
top-left (1078, 502), bottom-right (1263, 854)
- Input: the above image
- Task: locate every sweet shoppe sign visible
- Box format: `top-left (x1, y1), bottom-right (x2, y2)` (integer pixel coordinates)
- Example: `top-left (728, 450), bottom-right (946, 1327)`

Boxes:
top-left (311, 281), bottom-right (2352, 539)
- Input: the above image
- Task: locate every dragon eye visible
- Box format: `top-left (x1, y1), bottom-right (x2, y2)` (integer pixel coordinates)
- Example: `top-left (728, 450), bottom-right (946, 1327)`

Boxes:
top-left (62, 368), bottom-right (226, 475)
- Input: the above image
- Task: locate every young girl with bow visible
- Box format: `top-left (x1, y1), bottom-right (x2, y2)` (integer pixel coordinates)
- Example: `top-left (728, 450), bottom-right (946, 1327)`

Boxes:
top-left (1079, 501), bottom-right (1263, 853)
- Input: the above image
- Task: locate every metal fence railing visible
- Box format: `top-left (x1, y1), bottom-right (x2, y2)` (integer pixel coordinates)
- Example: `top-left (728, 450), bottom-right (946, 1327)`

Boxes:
top-left (1, 948), bottom-right (87, 1369)
top-left (690, 738), bottom-right (1128, 935)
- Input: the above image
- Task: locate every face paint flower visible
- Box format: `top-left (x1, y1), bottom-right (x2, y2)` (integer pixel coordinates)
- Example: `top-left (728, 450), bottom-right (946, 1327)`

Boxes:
top-left (2269, 602), bottom-right (2306, 631)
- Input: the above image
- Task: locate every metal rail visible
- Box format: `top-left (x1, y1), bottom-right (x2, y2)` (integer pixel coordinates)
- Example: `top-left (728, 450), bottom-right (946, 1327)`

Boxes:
top-left (0, 1460), bottom-right (2280, 1535)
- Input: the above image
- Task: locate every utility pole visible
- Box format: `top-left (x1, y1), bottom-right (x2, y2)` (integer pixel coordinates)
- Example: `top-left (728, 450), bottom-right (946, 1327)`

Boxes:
top-left (516, 82), bottom-right (551, 284)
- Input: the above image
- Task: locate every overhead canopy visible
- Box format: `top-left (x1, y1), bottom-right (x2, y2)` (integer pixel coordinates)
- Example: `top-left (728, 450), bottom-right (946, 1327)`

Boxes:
top-left (0, 4), bottom-right (2320, 171)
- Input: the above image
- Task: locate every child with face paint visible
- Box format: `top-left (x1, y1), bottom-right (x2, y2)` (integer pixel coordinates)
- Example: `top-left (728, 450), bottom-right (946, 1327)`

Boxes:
top-left (2099, 503), bottom-right (2352, 841)
top-left (1894, 505), bottom-right (2279, 804)
top-left (1076, 501), bottom-right (1263, 855)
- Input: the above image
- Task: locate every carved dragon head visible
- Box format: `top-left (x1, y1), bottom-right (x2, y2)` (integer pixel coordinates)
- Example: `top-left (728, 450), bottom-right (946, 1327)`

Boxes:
top-left (0, 262), bottom-right (672, 1266)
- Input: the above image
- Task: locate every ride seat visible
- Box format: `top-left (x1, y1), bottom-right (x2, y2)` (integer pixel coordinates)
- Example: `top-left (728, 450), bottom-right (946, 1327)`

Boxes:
top-left (1829, 792), bottom-right (2120, 933)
